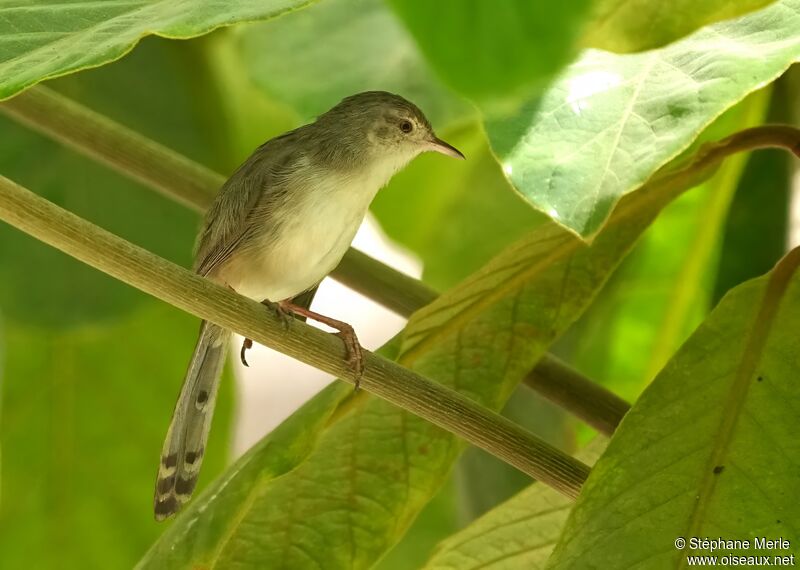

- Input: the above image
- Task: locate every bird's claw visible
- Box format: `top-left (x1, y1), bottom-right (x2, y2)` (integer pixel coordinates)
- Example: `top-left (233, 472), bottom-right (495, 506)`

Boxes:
top-left (240, 337), bottom-right (253, 367)
top-left (335, 325), bottom-right (364, 389)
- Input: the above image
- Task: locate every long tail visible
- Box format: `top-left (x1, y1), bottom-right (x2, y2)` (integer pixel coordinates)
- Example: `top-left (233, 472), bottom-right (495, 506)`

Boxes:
top-left (154, 321), bottom-right (230, 521)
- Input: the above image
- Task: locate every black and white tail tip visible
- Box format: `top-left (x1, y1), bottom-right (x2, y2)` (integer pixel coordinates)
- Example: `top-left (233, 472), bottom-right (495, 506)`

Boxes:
top-left (153, 447), bottom-right (203, 521)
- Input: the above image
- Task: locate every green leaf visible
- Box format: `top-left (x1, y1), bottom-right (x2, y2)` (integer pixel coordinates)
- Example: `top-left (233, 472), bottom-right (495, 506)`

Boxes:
top-left (583, 0), bottom-right (776, 52)
top-left (488, 0), bottom-right (800, 237)
top-left (422, 440), bottom-right (607, 570)
top-left (0, 0), bottom-right (314, 101)
top-left (140, 113), bottom-right (706, 569)
top-left (236, 0), bottom-right (473, 129)
top-left (386, 0), bottom-right (594, 107)
top-left (0, 305), bottom-right (232, 569)
top-left (547, 249), bottom-right (800, 568)
top-left (563, 89), bottom-right (769, 401)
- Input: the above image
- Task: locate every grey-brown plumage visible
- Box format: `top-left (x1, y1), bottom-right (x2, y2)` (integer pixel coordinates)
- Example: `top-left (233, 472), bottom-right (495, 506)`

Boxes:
top-left (154, 91), bottom-right (463, 520)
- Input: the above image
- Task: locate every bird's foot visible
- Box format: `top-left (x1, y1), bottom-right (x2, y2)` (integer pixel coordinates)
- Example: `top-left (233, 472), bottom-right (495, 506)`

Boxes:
top-left (264, 299), bottom-right (293, 330)
top-left (278, 301), bottom-right (365, 389)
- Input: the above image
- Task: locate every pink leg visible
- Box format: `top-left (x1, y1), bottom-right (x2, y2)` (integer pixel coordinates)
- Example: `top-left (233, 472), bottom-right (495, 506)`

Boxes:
top-left (279, 299), bottom-right (365, 388)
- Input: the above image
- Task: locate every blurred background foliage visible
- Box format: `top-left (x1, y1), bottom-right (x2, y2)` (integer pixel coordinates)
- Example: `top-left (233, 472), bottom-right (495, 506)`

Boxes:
top-left (0, 0), bottom-right (797, 568)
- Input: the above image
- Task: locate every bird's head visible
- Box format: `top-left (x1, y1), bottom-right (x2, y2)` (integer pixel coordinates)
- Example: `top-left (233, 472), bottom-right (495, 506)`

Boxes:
top-left (317, 91), bottom-right (464, 166)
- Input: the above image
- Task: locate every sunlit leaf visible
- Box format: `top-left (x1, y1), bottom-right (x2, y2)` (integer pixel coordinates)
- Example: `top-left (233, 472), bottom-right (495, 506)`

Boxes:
top-left (489, 0), bottom-right (800, 237)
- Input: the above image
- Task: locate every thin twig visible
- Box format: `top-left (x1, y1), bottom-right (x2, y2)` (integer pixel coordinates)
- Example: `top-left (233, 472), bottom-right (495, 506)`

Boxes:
top-left (0, 86), bottom-right (630, 431)
top-left (0, 174), bottom-right (591, 499)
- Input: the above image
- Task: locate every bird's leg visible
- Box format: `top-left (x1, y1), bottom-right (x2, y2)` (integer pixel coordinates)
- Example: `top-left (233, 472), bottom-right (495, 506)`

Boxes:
top-left (239, 299), bottom-right (294, 367)
top-left (278, 300), bottom-right (365, 388)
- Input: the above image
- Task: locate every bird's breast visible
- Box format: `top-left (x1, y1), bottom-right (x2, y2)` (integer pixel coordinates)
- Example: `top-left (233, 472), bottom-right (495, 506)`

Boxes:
top-left (231, 167), bottom-right (384, 302)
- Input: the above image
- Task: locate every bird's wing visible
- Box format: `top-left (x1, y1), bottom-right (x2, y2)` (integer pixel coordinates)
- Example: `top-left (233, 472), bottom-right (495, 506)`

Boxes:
top-left (194, 132), bottom-right (302, 278)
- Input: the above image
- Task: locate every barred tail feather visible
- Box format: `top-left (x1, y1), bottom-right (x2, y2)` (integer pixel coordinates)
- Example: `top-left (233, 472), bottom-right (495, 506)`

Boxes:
top-left (154, 321), bottom-right (230, 521)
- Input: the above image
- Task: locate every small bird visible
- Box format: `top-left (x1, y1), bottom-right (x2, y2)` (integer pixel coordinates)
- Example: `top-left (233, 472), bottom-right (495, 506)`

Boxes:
top-left (153, 91), bottom-right (464, 520)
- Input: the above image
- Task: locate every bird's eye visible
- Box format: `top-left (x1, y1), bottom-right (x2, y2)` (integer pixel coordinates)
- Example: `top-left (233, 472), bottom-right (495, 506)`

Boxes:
top-left (400, 120), bottom-right (413, 133)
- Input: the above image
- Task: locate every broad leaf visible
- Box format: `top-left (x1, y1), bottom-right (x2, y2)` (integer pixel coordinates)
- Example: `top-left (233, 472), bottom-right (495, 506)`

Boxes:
top-left (387, 0), bottom-right (594, 107)
top-left (583, 0), bottom-right (776, 52)
top-left (547, 248), bottom-right (800, 568)
top-left (422, 440), bottom-right (607, 570)
top-left (563, 90), bottom-right (769, 401)
top-left (140, 114), bottom-right (713, 569)
top-left (0, 0), bottom-right (313, 101)
top-left (489, 0), bottom-right (800, 237)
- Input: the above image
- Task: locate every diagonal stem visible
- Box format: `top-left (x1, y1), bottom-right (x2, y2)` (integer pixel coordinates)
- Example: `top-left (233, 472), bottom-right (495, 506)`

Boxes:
top-left (0, 173), bottom-right (591, 499)
top-left (0, 85), bottom-right (631, 434)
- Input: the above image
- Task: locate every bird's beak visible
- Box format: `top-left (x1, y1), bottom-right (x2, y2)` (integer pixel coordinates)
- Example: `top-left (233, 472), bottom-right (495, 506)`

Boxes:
top-left (428, 136), bottom-right (465, 159)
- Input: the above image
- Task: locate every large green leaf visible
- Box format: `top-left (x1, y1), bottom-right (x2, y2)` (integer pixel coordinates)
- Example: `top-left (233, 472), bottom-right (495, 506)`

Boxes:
top-left (547, 248), bottom-right (800, 568)
top-left (386, 0), bottom-right (594, 107)
top-left (422, 440), bottom-right (607, 570)
top-left (139, 114), bottom-right (711, 569)
top-left (489, 0), bottom-right (800, 238)
top-left (562, 90), bottom-right (769, 402)
top-left (583, 0), bottom-right (776, 52)
top-left (0, 0), bottom-right (314, 101)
